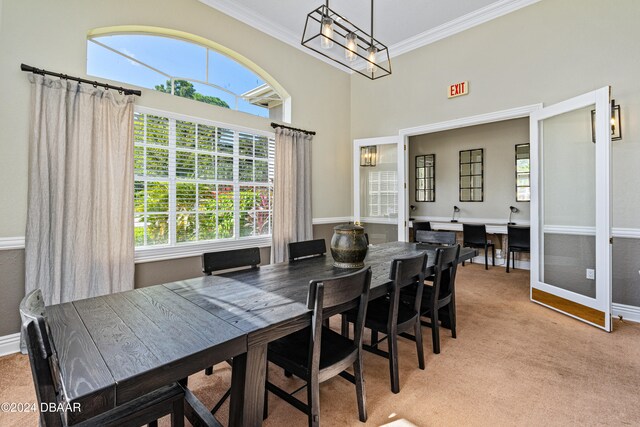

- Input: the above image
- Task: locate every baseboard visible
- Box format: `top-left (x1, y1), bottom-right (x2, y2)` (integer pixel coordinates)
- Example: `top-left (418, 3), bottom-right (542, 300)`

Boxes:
top-left (467, 255), bottom-right (530, 270)
top-left (0, 333), bottom-right (21, 357)
top-left (612, 303), bottom-right (640, 324)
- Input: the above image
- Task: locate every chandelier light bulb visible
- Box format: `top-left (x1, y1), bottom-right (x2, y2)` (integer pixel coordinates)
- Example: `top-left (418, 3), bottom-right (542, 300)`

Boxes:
top-left (367, 46), bottom-right (377, 73)
top-left (321, 17), bottom-right (334, 49)
top-left (345, 32), bottom-right (358, 61)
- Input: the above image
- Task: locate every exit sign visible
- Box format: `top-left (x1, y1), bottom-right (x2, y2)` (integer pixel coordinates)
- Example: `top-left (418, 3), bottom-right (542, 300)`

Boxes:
top-left (448, 81), bottom-right (469, 98)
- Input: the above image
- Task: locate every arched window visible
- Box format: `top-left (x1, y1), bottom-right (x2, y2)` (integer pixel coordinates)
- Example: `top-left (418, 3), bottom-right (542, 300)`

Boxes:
top-left (87, 30), bottom-right (286, 119)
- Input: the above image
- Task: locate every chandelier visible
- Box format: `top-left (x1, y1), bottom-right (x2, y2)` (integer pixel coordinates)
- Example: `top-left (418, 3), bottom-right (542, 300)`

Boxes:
top-left (302, 0), bottom-right (392, 80)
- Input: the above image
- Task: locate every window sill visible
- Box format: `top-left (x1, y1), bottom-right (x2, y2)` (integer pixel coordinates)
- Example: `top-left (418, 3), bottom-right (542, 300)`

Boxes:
top-left (134, 236), bottom-right (272, 263)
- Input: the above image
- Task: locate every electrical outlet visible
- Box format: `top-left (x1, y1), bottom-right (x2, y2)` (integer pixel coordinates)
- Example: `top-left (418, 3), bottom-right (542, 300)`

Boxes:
top-left (586, 269), bottom-right (595, 280)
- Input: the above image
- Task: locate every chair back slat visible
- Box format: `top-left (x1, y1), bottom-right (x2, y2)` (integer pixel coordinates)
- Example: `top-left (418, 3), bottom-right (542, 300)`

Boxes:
top-left (508, 226), bottom-right (531, 250)
top-left (202, 247), bottom-right (261, 275)
top-left (388, 253), bottom-right (428, 328)
top-left (25, 317), bottom-right (63, 427)
top-left (288, 239), bottom-right (326, 261)
top-left (412, 222), bottom-right (431, 241)
top-left (306, 267), bottom-right (371, 311)
top-left (415, 230), bottom-right (456, 246)
top-left (462, 224), bottom-right (487, 246)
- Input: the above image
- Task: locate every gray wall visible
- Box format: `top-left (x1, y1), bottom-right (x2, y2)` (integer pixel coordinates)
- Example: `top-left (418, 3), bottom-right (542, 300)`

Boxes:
top-left (409, 118), bottom-right (530, 221)
top-left (1, 224), bottom-right (339, 336)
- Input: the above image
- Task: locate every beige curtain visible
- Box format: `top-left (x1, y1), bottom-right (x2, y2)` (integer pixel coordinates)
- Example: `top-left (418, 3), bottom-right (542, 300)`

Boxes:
top-left (25, 75), bottom-right (135, 305)
top-left (271, 127), bottom-right (313, 263)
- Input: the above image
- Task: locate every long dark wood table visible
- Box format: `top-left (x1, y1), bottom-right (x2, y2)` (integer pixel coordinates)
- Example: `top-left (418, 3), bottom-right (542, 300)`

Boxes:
top-left (46, 242), bottom-right (475, 426)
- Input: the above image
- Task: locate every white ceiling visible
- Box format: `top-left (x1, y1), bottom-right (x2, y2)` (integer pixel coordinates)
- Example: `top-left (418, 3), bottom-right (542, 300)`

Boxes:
top-left (199, 0), bottom-right (540, 72)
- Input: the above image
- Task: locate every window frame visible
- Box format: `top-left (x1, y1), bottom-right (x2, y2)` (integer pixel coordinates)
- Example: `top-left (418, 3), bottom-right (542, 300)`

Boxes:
top-left (515, 143), bottom-right (531, 202)
top-left (415, 154), bottom-right (435, 202)
top-left (134, 106), bottom-right (274, 263)
top-left (459, 148), bottom-right (484, 202)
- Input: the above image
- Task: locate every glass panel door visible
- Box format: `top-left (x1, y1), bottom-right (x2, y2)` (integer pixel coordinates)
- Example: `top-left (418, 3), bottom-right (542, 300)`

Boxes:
top-left (353, 137), bottom-right (403, 244)
top-left (530, 87), bottom-right (612, 331)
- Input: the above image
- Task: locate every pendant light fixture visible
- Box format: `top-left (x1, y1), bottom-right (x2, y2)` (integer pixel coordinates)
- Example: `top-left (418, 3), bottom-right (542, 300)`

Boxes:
top-left (302, 0), bottom-right (392, 80)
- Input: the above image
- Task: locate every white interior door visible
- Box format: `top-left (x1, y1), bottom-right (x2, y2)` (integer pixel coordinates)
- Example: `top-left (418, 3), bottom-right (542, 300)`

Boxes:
top-left (530, 86), bottom-right (612, 331)
top-left (353, 136), bottom-right (405, 243)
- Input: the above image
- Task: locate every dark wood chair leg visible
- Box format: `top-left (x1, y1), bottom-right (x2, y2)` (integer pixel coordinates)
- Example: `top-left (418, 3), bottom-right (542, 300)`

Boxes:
top-left (388, 331), bottom-right (400, 393)
top-left (371, 330), bottom-right (378, 347)
top-left (484, 245), bottom-right (489, 270)
top-left (149, 421), bottom-right (158, 427)
top-left (431, 311), bottom-right (441, 354)
top-left (506, 247), bottom-right (511, 272)
top-left (308, 374), bottom-right (320, 427)
top-left (492, 245), bottom-right (495, 266)
top-left (172, 395), bottom-right (185, 427)
top-left (513, 251), bottom-right (516, 270)
top-left (341, 314), bottom-right (349, 337)
top-left (204, 366), bottom-right (213, 376)
top-left (354, 353), bottom-right (367, 422)
top-left (414, 319), bottom-right (425, 370)
top-left (263, 368), bottom-right (269, 420)
top-left (448, 302), bottom-right (457, 339)
top-left (284, 369), bottom-right (292, 378)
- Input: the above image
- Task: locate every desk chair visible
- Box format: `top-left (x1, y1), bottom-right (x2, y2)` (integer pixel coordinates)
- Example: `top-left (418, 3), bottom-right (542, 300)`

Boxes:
top-left (506, 226), bottom-right (530, 272)
top-left (462, 224), bottom-right (495, 269)
top-left (265, 268), bottom-right (372, 426)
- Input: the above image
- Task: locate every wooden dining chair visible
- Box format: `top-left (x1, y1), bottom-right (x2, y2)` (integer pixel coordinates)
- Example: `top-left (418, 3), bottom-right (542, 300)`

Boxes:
top-left (403, 245), bottom-right (461, 354)
top-left (201, 247), bottom-right (261, 413)
top-left (19, 288), bottom-right (45, 354)
top-left (265, 267), bottom-right (372, 427)
top-left (24, 313), bottom-right (186, 427)
top-left (343, 253), bottom-right (427, 393)
top-left (412, 221), bottom-right (432, 242)
top-left (415, 230), bottom-right (457, 246)
top-left (288, 239), bottom-right (326, 261)
top-left (462, 224), bottom-right (494, 269)
top-left (506, 225), bottom-right (530, 272)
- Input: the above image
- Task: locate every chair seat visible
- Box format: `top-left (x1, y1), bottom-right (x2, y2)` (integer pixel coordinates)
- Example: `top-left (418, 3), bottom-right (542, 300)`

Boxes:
top-left (509, 246), bottom-right (530, 252)
top-left (345, 296), bottom-right (418, 333)
top-left (268, 326), bottom-right (356, 378)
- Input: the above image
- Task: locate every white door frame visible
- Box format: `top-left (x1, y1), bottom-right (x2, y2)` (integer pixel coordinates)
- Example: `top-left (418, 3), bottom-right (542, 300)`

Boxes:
top-left (353, 135), bottom-right (404, 241)
top-left (398, 104), bottom-right (543, 241)
top-left (530, 86), bottom-right (612, 331)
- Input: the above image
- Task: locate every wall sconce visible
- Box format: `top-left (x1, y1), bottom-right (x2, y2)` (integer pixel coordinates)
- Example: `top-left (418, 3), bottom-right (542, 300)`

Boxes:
top-left (591, 99), bottom-right (621, 143)
top-left (451, 205), bottom-right (460, 223)
top-left (360, 145), bottom-right (377, 167)
top-left (508, 205), bottom-right (519, 225)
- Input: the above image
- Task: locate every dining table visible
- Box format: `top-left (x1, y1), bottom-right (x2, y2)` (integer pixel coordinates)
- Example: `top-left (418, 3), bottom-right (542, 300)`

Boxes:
top-left (45, 241), bottom-right (475, 427)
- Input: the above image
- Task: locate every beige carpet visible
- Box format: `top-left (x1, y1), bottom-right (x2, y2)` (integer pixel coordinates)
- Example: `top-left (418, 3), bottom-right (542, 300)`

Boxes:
top-left (2, 264), bottom-right (640, 426)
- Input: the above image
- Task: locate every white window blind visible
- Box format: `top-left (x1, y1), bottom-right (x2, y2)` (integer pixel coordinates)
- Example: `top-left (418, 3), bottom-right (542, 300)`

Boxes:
top-left (134, 107), bottom-right (274, 251)
top-left (367, 171), bottom-right (398, 217)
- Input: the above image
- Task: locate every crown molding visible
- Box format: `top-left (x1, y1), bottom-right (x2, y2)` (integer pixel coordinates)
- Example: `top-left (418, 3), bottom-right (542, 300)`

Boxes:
top-left (198, 0), bottom-right (353, 74)
top-left (388, 0), bottom-right (542, 59)
top-left (201, 0), bottom-right (541, 74)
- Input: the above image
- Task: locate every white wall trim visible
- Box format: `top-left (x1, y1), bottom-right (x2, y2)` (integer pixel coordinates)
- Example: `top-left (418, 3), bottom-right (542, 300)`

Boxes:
top-left (612, 228), bottom-right (640, 239)
top-left (312, 216), bottom-right (353, 225)
top-left (200, 0), bottom-right (540, 73)
top-left (135, 237), bottom-right (272, 263)
top-left (0, 333), bottom-right (21, 357)
top-left (0, 237), bottom-right (25, 250)
top-left (399, 104), bottom-right (543, 137)
top-left (612, 303), bottom-right (640, 324)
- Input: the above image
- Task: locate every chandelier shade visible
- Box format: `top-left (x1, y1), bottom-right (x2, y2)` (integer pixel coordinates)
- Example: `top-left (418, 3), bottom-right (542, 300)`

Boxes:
top-left (301, 3), bottom-right (392, 80)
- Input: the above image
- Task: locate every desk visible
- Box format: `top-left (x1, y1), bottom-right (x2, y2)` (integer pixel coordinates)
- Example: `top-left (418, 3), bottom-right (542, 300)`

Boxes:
top-left (46, 242), bottom-right (475, 426)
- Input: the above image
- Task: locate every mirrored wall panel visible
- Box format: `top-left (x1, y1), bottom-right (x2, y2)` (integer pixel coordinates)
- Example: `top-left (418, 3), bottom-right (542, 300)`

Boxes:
top-left (415, 154), bottom-right (435, 202)
top-left (515, 143), bottom-right (530, 201)
top-left (459, 148), bottom-right (483, 202)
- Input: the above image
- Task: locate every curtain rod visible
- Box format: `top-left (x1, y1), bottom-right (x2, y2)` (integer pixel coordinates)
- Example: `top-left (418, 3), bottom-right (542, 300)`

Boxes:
top-left (20, 63), bottom-right (142, 96)
top-left (270, 122), bottom-right (316, 136)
